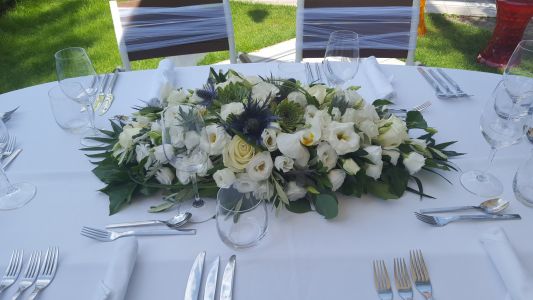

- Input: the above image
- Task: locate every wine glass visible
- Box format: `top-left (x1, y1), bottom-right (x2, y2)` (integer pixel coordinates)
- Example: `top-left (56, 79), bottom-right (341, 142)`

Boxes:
top-left (55, 47), bottom-right (102, 146)
top-left (160, 105), bottom-right (215, 223)
top-left (323, 30), bottom-right (360, 87)
top-left (503, 40), bottom-right (533, 102)
top-left (0, 120), bottom-right (36, 210)
top-left (460, 82), bottom-right (531, 197)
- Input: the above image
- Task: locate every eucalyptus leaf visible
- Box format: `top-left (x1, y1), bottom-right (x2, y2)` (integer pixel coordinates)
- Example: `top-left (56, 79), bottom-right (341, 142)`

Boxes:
top-left (149, 201), bottom-right (175, 213)
top-left (312, 193), bottom-right (338, 219)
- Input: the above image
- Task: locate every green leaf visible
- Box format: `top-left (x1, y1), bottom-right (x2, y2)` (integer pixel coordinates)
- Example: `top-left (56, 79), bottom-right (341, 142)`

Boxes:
top-left (101, 182), bottom-right (138, 215)
top-left (381, 166), bottom-right (409, 197)
top-left (372, 99), bottom-right (394, 107)
top-left (411, 176), bottom-right (424, 200)
top-left (286, 197), bottom-right (312, 213)
top-left (367, 181), bottom-right (400, 200)
top-left (273, 179), bottom-right (290, 205)
top-left (149, 201), bottom-right (176, 213)
top-left (312, 193), bottom-right (338, 219)
top-left (406, 111), bottom-right (428, 130)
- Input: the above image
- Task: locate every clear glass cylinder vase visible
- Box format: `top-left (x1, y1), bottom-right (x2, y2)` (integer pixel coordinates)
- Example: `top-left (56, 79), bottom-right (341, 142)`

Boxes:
top-left (513, 150), bottom-right (533, 207)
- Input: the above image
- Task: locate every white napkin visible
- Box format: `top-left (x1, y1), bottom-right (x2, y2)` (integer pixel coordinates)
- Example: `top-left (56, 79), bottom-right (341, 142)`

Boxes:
top-left (362, 56), bottom-right (395, 100)
top-left (92, 237), bottom-right (139, 300)
top-left (480, 227), bottom-right (533, 300)
top-left (150, 58), bottom-right (177, 101)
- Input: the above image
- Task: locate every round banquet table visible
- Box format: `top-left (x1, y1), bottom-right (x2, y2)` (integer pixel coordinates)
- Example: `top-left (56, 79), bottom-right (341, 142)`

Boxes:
top-left (0, 63), bottom-right (532, 299)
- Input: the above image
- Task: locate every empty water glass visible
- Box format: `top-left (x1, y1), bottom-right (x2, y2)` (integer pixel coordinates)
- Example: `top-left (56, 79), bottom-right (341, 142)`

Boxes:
top-left (514, 150), bottom-right (533, 207)
top-left (48, 85), bottom-right (89, 133)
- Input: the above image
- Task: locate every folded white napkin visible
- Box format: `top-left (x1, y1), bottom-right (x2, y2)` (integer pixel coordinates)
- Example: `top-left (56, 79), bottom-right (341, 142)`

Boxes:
top-left (362, 56), bottom-right (395, 100)
top-left (92, 237), bottom-right (139, 300)
top-left (480, 227), bottom-right (533, 300)
top-left (150, 58), bottom-right (177, 101)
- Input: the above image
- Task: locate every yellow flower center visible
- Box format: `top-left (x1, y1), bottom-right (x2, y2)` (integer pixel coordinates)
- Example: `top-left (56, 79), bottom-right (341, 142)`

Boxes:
top-left (301, 132), bottom-right (315, 146)
top-left (209, 133), bottom-right (217, 144)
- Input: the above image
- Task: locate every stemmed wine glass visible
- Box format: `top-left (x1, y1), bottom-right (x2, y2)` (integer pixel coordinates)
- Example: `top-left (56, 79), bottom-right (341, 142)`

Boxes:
top-left (460, 82), bottom-right (532, 197)
top-left (55, 47), bottom-right (102, 146)
top-left (160, 105), bottom-right (215, 223)
top-left (0, 120), bottom-right (36, 210)
top-left (503, 40), bottom-right (533, 102)
top-left (323, 30), bottom-right (360, 87)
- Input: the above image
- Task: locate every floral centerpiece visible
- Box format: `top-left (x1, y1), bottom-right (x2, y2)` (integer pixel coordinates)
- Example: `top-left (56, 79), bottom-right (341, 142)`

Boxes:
top-left (86, 68), bottom-right (462, 219)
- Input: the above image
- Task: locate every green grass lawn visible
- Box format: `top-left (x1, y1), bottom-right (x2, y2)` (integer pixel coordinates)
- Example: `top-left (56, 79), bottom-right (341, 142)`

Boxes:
top-left (0, 0), bottom-right (496, 94)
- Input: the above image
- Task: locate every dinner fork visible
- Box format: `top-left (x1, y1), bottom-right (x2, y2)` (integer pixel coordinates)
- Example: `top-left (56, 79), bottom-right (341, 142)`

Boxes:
top-left (373, 260), bottom-right (393, 300)
top-left (81, 226), bottom-right (196, 242)
top-left (414, 212), bottom-right (521, 227)
top-left (389, 101), bottom-right (432, 114)
top-left (0, 249), bottom-right (23, 293)
top-left (410, 250), bottom-right (433, 300)
top-left (2, 136), bottom-right (16, 157)
top-left (11, 250), bottom-right (41, 300)
top-left (394, 258), bottom-right (413, 300)
top-left (28, 247), bottom-right (58, 300)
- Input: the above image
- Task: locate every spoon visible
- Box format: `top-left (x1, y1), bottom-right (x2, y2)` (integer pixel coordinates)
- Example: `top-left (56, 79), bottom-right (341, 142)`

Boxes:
top-left (419, 198), bottom-right (510, 214)
top-left (105, 212), bottom-right (192, 229)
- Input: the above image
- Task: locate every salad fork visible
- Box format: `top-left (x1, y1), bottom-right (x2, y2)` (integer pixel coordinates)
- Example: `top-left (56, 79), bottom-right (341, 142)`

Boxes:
top-left (0, 249), bottom-right (23, 293)
top-left (373, 260), bottom-right (393, 300)
top-left (28, 247), bottom-right (58, 300)
top-left (12, 250), bottom-right (41, 300)
top-left (410, 250), bottom-right (433, 300)
top-left (394, 258), bottom-right (413, 300)
top-left (81, 226), bottom-right (196, 242)
top-left (414, 212), bottom-right (521, 227)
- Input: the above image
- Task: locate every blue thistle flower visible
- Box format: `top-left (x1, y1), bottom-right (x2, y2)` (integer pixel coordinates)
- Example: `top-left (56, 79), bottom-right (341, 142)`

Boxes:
top-left (224, 98), bottom-right (278, 146)
top-left (196, 78), bottom-right (217, 107)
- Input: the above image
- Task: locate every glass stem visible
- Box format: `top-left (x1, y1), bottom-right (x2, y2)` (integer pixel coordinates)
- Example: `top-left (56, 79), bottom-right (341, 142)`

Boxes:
top-left (190, 173), bottom-right (204, 208)
top-left (477, 148), bottom-right (498, 182)
top-left (0, 166), bottom-right (15, 194)
top-left (86, 103), bottom-right (96, 130)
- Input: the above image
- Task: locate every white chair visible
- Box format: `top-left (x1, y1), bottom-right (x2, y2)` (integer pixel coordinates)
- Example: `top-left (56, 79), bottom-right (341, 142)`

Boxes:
top-left (109, 0), bottom-right (237, 70)
top-left (295, 0), bottom-right (420, 65)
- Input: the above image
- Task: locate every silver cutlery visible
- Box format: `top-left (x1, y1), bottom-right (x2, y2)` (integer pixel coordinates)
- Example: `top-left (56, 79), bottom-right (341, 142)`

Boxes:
top-left (415, 212), bottom-right (521, 226)
top-left (11, 250), bottom-right (41, 300)
top-left (106, 212), bottom-right (192, 229)
top-left (220, 255), bottom-right (236, 300)
top-left (373, 260), bottom-right (393, 300)
top-left (0, 250), bottom-right (23, 293)
top-left (410, 250), bottom-right (433, 300)
top-left (80, 226), bottom-right (196, 242)
top-left (0, 107), bottom-right (19, 123)
top-left (314, 63), bottom-right (324, 84)
top-left (93, 73), bottom-right (110, 111)
top-left (388, 101), bottom-right (432, 114)
top-left (28, 247), bottom-right (58, 300)
top-left (418, 67), bottom-right (450, 98)
top-left (420, 198), bottom-right (509, 215)
top-left (305, 62), bottom-right (314, 84)
top-left (203, 256), bottom-right (220, 300)
top-left (1, 135), bottom-right (16, 157)
top-left (394, 258), bottom-right (413, 300)
top-left (185, 251), bottom-right (206, 300)
top-left (436, 69), bottom-right (470, 97)
top-left (2, 149), bottom-right (21, 170)
top-left (98, 68), bottom-right (121, 115)
top-left (427, 69), bottom-right (455, 96)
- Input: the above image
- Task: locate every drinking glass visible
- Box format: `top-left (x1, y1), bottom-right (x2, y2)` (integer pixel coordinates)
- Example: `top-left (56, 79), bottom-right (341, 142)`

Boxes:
top-left (55, 47), bottom-right (102, 146)
top-left (323, 30), bottom-right (360, 87)
top-left (503, 40), bottom-right (533, 101)
top-left (48, 85), bottom-right (90, 133)
top-left (216, 183), bottom-right (268, 249)
top-left (461, 82), bottom-right (531, 197)
top-left (513, 149), bottom-right (533, 207)
top-left (0, 120), bottom-right (36, 210)
top-left (160, 105), bottom-right (215, 223)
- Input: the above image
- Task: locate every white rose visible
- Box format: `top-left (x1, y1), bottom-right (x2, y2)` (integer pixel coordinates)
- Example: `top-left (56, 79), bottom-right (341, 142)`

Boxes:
top-left (118, 126), bottom-right (141, 149)
top-left (344, 89), bottom-right (364, 106)
top-left (341, 108), bottom-right (357, 123)
top-left (366, 161), bottom-right (383, 180)
top-left (377, 115), bottom-right (409, 148)
top-left (213, 168), bottom-right (236, 188)
top-left (155, 167), bottom-right (175, 185)
top-left (254, 181), bottom-right (274, 200)
top-left (153, 144), bottom-right (174, 164)
top-left (331, 107), bottom-right (341, 121)
top-left (274, 156), bottom-right (294, 173)
top-left (317, 142), bottom-right (338, 171)
top-left (307, 84), bottom-right (327, 104)
top-left (358, 119), bottom-right (379, 138)
top-left (285, 181), bottom-right (307, 201)
top-left (343, 158), bottom-right (361, 175)
top-left (287, 91), bottom-right (307, 107)
top-left (223, 135), bottom-right (256, 172)
top-left (276, 132), bottom-right (310, 168)
top-left (403, 152), bottom-right (426, 175)
top-left (206, 125), bottom-right (229, 156)
top-left (176, 169), bottom-right (192, 185)
top-left (184, 131), bottom-right (200, 150)
top-left (383, 149), bottom-right (400, 165)
top-left (246, 152), bottom-right (274, 181)
top-left (261, 128), bottom-right (278, 151)
top-left (328, 169), bottom-right (346, 192)
top-left (364, 145), bottom-right (382, 164)
top-left (327, 121), bottom-right (360, 155)
top-left (252, 82), bottom-right (279, 102)
top-left (166, 89), bottom-right (188, 105)
top-left (135, 144), bottom-right (150, 163)
top-left (220, 102), bottom-right (244, 121)
top-left (234, 173), bottom-right (259, 193)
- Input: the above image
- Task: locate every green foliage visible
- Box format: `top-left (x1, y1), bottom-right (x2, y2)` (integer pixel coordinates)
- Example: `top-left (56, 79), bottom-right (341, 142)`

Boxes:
top-left (216, 82), bottom-right (250, 106)
top-left (274, 99), bottom-right (304, 132)
top-left (311, 192), bottom-right (338, 219)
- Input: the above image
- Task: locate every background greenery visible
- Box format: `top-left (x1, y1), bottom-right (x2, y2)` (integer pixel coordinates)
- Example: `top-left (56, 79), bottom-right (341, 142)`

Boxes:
top-left (0, 0), bottom-right (497, 94)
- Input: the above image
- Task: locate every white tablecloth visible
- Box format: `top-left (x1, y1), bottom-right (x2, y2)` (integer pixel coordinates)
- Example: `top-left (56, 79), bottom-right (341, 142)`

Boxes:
top-left (0, 63), bottom-right (532, 299)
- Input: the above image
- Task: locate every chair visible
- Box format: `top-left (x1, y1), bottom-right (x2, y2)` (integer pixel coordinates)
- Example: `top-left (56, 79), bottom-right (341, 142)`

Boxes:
top-left (295, 0), bottom-right (420, 65)
top-left (109, 0), bottom-right (237, 70)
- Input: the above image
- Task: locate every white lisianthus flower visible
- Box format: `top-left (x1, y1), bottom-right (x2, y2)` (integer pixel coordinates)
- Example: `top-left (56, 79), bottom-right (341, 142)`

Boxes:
top-left (151, 121), bottom-right (161, 133)
top-left (234, 173), bottom-right (258, 193)
top-left (213, 168), bottom-right (236, 188)
top-left (163, 105), bottom-right (191, 127)
top-left (261, 128), bottom-right (278, 151)
top-left (341, 108), bottom-right (357, 123)
top-left (118, 125), bottom-right (142, 149)
top-left (354, 105), bottom-right (380, 124)
top-left (169, 125), bottom-right (185, 148)
top-left (135, 144), bottom-right (150, 163)
top-left (220, 102), bottom-right (244, 121)
top-left (176, 169), bottom-right (192, 185)
top-left (276, 132), bottom-right (310, 168)
top-left (166, 89), bottom-right (189, 105)
top-left (328, 169), bottom-right (346, 192)
top-left (304, 105), bottom-right (318, 122)
top-left (188, 91), bottom-right (204, 104)
top-left (244, 75), bottom-right (262, 85)
top-left (358, 119), bottom-right (379, 138)
top-left (331, 107), bottom-right (342, 121)
top-left (254, 181), bottom-right (274, 200)
top-left (153, 144), bottom-right (174, 164)
top-left (252, 82), bottom-right (279, 102)
top-left (184, 131), bottom-right (200, 150)
top-left (155, 167), bottom-right (175, 185)
top-left (403, 152), bottom-right (426, 175)
top-left (274, 156), bottom-right (294, 173)
top-left (343, 158), bottom-right (361, 175)
top-left (300, 125), bottom-right (321, 147)
top-left (377, 115), bottom-right (409, 148)
top-left (382, 149), bottom-right (400, 165)
top-left (317, 142), bottom-right (338, 171)
top-left (285, 181), bottom-right (307, 201)
top-left (366, 161), bottom-right (383, 180)
top-left (344, 89), bottom-right (364, 106)
top-left (133, 115), bottom-right (151, 127)
top-left (246, 152), bottom-right (274, 181)
top-left (206, 125), bottom-right (229, 156)
top-left (307, 84), bottom-right (327, 104)
top-left (364, 145), bottom-right (382, 164)
top-left (327, 122), bottom-right (360, 155)
top-left (287, 91), bottom-right (307, 107)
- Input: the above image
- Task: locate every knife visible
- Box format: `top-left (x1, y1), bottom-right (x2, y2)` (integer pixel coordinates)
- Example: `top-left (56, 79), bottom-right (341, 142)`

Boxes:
top-left (203, 256), bottom-right (220, 300)
top-left (93, 73), bottom-right (109, 111)
top-left (2, 148), bottom-right (21, 169)
top-left (185, 251), bottom-right (206, 300)
top-left (219, 255), bottom-right (236, 300)
top-left (427, 68), bottom-right (454, 95)
top-left (98, 68), bottom-right (120, 115)
top-left (417, 67), bottom-right (447, 97)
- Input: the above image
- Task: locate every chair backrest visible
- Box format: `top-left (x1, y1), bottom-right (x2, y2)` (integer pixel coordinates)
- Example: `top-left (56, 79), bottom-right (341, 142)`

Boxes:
top-left (295, 0), bottom-right (420, 65)
top-left (109, 0), bottom-right (237, 70)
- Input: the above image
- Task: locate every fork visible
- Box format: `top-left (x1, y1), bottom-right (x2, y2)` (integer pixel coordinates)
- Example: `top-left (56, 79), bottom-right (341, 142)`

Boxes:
top-left (436, 69), bottom-right (470, 97)
top-left (28, 247), bottom-right (58, 300)
top-left (394, 258), bottom-right (413, 300)
top-left (81, 226), bottom-right (196, 242)
top-left (389, 101), bottom-right (432, 114)
top-left (11, 250), bottom-right (41, 300)
top-left (2, 136), bottom-right (16, 157)
top-left (0, 250), bottom-right (23, 293)
top-left (414, 212), bottom-right (521, 227)
top-left (373, 260), bottom-right (393, 300)
top-left (410, 250), bottom-right (433, 300)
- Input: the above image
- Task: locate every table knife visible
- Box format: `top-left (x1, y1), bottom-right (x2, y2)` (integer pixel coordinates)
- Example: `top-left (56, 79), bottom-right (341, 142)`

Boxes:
top-left (219, 255), bottom-right (236, 300)
top-left (436, 68), bottom-right (471, 96)
top-left (427, 68), bottom-right (454, 95)
top-left (203, 256), bottom-right (220, 300)
top-left (98, 68), bottom-right (120, 115)
top-left (2, 148), bottom-right (21, 169)
top-left (417, 67), bottom-right (447, 97)
top-left (93, 73), bottom-right (109, 111)
top-left (185, 251), bottom-right (206, 300)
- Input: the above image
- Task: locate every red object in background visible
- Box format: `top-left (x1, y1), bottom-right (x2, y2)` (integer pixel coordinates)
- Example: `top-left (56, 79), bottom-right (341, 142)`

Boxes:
top-left (477, 0), bottom-right (533, 68)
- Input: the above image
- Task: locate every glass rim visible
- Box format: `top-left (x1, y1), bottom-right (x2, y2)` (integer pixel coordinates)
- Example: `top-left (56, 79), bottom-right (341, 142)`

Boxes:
top-left (329, 30), bottom-right (359, 39)
top-left (54, 47), bottom-right (89, 60)
top-left (216, 188), bottom-right (265, 213)
top-left (516, 40), bottom-right (533, 53)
